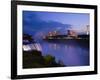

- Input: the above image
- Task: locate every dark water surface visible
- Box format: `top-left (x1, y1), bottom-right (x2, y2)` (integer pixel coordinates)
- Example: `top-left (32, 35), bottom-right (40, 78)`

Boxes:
top-left (39, 39), bottom-right (89, 67)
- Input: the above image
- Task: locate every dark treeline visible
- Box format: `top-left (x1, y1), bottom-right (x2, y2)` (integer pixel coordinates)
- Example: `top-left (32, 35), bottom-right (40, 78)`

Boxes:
top-left (23, 50), bottom-right (65, 68)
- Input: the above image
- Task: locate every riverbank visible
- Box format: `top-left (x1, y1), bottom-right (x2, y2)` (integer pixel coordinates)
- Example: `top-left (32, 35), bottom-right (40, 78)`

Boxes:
top-left (23, 50), bottom-right (65, 69)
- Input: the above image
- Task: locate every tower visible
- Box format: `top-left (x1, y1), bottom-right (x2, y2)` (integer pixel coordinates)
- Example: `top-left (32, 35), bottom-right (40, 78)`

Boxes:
top-left (86, 25), bottom-right (89, 35)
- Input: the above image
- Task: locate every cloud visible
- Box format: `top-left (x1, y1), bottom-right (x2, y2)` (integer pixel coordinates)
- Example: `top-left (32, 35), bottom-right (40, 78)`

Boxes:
top-left (23, 11), bottom-right (72, 38)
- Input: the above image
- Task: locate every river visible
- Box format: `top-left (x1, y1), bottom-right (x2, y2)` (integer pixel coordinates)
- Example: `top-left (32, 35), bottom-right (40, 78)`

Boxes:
top-left (38, 39), bottom-right (89, 67)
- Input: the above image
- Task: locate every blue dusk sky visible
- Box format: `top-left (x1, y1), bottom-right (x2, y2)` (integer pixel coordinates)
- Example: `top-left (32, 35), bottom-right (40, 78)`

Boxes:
top-left (23, 11), bottom-right (90, 38)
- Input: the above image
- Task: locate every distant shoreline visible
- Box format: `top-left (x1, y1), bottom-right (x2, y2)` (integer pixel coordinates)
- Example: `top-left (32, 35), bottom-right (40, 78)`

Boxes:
top-left (43, 34), bottom-right (89, 40)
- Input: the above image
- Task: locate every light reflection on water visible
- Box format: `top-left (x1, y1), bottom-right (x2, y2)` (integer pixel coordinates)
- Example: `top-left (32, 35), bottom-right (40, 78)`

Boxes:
top-left (39, 40), bottom-right (89, 66)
